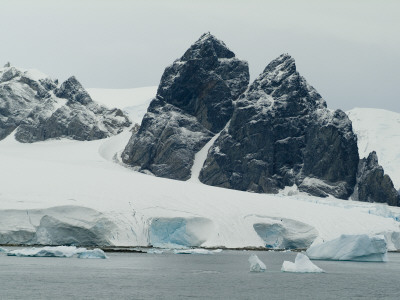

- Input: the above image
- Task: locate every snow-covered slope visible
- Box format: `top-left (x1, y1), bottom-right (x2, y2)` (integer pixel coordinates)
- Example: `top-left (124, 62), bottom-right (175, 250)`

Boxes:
top-left (1, 89), bottom-right (400, 249)
top-left (348, 108), bottom-right (400, 189)
top-left (87, 87), bottom-right (157, 124)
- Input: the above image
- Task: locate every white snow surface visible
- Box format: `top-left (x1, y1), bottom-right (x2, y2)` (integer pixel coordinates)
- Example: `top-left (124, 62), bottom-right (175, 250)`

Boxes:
top-left (281, 253), bottom-right (324, 273)
top-left (248, 254), bottom-right (266, 272)
top-left (306, 234), bottom-right (388, 262)
top-left (347, 108), bottom-right (400, 189)
top-left (1, 88), bottom-right (400, 249)
top-left (189, 129), bottom-right (223, 183)
top-left (87, 87), bottom-right (157, 124)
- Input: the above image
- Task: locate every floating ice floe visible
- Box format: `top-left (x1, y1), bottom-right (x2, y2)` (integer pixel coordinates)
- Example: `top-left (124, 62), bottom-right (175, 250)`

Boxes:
top-left (306, 234), bottom-right (388, 262)
top-left (248, 254), bottom-right (266, 272)
top-left (77, 248), bottom-right (108, 259)
top-left (173, 248), bottom-right (222, 255)
top-left (0, 247), bottom-right (7, 253)
top-left (6, 246), bottom-right (108, 259)
top-left (146, 249), bottom-right (164, 254)
top-left (281, 253), bottom-right (324, 273)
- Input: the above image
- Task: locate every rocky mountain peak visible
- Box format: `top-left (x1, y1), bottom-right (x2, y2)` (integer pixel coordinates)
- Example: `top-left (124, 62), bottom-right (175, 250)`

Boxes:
top-left (240, 53), bottom-right (327, 120)
top-left (0, 68), bottom-right (130, 143)
top-left (181, 32), bottom-right (235, 61)
top-left (200, 53), bottom-right (358, 199)
top-left (55, 76), bottom-right (93, 105)
top-left (353, 151), bottom-right (400, 206)
top-left (0, 66), bottom-right (21, 82)
top-left (365, 151), bottom-right (379, 168)
top-left (262, 53), bottom-right (296, 78)
top-left (122, 33), bottom-right (249, 180)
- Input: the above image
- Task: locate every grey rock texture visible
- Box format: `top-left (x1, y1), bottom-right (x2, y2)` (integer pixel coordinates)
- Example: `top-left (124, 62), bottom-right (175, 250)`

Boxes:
top-left (122, 33), bottom-right (249, 180)
top-left (199, 54), bottom-right (359, 199)
top-left (0, 65), bottom-right (130, 142)
top-left (353, 151), bottom-right (400, 206)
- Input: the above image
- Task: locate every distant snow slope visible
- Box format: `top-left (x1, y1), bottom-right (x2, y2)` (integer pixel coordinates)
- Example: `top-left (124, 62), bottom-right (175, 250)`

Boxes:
top-left (348, 108), bottom-right (400, 189)
top-left (1, 88), bottom-right (400, 249)
top-left (87, 87), bottom-right (157, 124)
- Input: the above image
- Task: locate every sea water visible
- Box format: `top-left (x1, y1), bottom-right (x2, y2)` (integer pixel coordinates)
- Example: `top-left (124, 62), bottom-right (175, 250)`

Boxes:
top-left (1, 250), bottom-right (400, 299)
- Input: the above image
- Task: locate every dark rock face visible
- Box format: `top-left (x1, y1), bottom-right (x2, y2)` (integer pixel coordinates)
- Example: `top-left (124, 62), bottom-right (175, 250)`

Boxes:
top-left (122, 33), bottom-right (249, 180)
top-left (0, 65), bottom-right (130, 142)
top-left (55, 76), bottom-right (92, 105)
top-left (122, 98), bottom-right (213, 179)
top-left (353, 151), bottom-right (400, 206)
top-left (199, 54), bottom-right (359, 199)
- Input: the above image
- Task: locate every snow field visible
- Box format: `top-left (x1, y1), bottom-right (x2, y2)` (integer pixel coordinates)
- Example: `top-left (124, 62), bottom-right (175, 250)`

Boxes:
top-left (0, 88), bottom-right (400, 249)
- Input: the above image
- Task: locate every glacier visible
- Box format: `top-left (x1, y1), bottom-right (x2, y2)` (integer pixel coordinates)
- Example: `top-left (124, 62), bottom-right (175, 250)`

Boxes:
top-left (149, 217), bottom-right (214, 248)
top-left (1, 87), bottom-right (400, 250)
top-left (281, 253), bottom-right (324, 273)
top-left (248, 254), bottom-right (267, 272)
top-left (306, 234), bottom-right (388, 262)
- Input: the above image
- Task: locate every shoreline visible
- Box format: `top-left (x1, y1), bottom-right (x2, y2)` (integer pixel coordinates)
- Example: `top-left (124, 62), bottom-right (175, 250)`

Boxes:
top-left (2, 244), bottom-right (400, 253)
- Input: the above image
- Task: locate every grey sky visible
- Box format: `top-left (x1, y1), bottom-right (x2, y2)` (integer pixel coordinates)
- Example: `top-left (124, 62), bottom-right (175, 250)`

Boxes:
top-left (1, 0), bottom-right (399, 112)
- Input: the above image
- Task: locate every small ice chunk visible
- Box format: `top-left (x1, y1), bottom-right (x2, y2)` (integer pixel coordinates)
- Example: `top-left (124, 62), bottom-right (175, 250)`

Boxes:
top-left (173, 248), bottom-right (222, 255)
top-left (0, 247), bottom-right (7, 253)
top-left (7, 246), bottom-right (86, 258)
top-left (248, 254), bottom-right (266, 272)
top-left (77, 248), bottom-right (107, 259)
top-left (281, 253), bottom-right (324, 273)
top-left (306, 234), bottom-right (388, 262)
top-left (147, 249), bottom-right (164, 254)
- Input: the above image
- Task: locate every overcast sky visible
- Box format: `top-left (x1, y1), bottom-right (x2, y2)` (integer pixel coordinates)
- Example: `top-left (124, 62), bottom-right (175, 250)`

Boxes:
top-left (1, 0), bottom-right (399, 112)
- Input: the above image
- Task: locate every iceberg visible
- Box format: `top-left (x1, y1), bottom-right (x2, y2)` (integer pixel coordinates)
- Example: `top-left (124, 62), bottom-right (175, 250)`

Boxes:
top-left (146, 249), bottom-right (164, 254)
top-left (77, 248), bottom-right (107, 259)
top-left (6, 246), bottom-right (108, 259)
top-left (281, 253), bottom-right (324, 273)
top-left (7, 246), bottom-right (86, 258)
top-left (173, 248), bottom-right (222, 255)
top-left (0, 247), bottom-right (7, 253)
top-left (248, 254), bottom-right (266, 272)
top-left (306, 234), bottom-right (388, 262)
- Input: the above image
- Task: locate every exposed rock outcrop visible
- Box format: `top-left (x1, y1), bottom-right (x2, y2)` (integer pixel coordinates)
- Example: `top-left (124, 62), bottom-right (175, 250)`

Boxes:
top-left (199, 54), bottom-right (359, 199)
top-left (353, 151), bottom-right (400, 206)
top-left (122, 33), bottom-right (249, 179)
top-left (0, 65), bottom-right (130, 143)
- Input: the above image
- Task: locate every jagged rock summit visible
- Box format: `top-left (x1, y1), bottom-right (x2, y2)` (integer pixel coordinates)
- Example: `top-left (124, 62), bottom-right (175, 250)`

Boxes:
top-left (124, 34), bottom-right (398, 206)
top-left (353, 151), bottom-right (400, 206)
top-left (122, 33), bottom-right (250, 179)
top-left (200, 54), bottom-right (359, 199)
top-left (0, 64), bottom-right (130, 142)
top-left (200, 54), bottom-right (360, 199)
